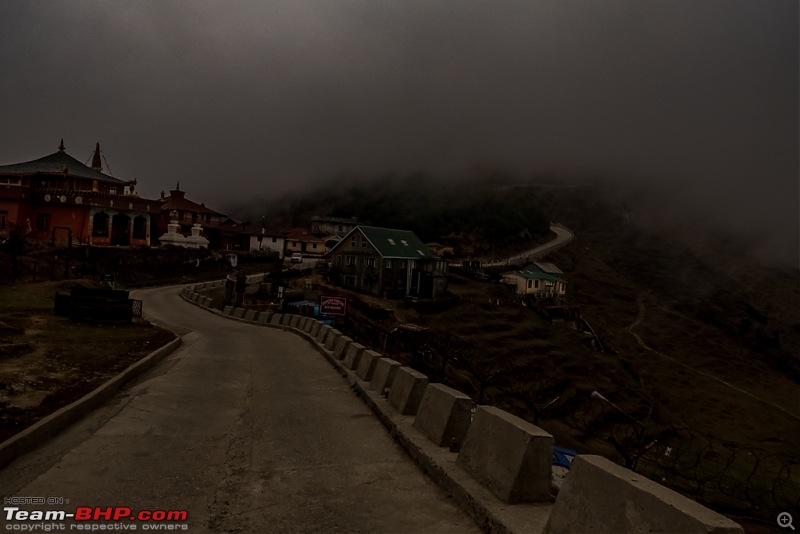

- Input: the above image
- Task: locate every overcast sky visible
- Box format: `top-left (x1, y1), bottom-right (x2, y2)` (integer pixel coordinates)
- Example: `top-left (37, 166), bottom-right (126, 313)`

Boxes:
top-left (0, 1), bottom-right (797, 260)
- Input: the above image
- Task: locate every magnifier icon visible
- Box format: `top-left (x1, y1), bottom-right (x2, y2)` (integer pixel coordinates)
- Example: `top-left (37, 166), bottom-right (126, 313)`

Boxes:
top-left (778, 512), bottom-right (795, 530)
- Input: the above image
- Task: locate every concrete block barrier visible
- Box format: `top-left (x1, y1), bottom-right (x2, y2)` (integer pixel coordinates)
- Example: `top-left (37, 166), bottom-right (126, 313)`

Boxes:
top-left (303, 318), bottom-right (316, 333)
top-left (456, 405), bottom-right (553, 504)
top-left (369, 358), bottom-right (401, 394)
top-left (355, 350), bottom-right (381, 382)
top-left (316, 325), bottom-right (332, 344)
top-left (387, 367), bottom-right (428, 416)
top-left (258, 311), bottom-right (273, 324)
top-left (413, 383), bottom-right (473, 448)
top-left (325, 330), bottom-right (342, 351)
top-left (244, 310), bottom-right (258, 321)
top-left (233, 308), bottom-right (246, 318)
top-left (190, 293), bottom-right (199, 302)
top-left (222, 305), bottom-right (234, 316)
top-left (295, 316), bottom-right (307, 330)
top-left (544, 455), bottom-right (743, 533)
top-left (333, 336), bottom-right (352, 360)
top-left (310, 321), bottom-right (323, 337)
top-left (343, 343), bottom-right (365, 370)
top-left (270, 313), bottom-right (283, 325)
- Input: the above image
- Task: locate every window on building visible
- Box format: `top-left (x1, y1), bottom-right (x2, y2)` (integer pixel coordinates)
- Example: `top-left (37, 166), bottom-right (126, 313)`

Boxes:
top-left (344, 275), bottom-right (357, 286)
top-left (399, 260), bottom-right (407, 268)
top-left (35, 213), bottom-right (51, 232)
top-left (534, 280), bottom-right (540, 289)
top-left (346, 255), bottom-right (355, 266)
top-left (361, 240), bottom-right (367, 247)
top-left (92, 212), bottom-right (109, 237)
top-left (0, 210), bottom-right (7, 229)
top-left (350, 238), bottom-right (356, 247)
top-left (527, 280), bottom-right (532, 289)
top-left (366, 258), bottom-right (375, 268)
top-left (385, 259), bottom-right (392, 268)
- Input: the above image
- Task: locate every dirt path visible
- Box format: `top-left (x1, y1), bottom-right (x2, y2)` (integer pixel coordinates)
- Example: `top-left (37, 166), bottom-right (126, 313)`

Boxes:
top-left (627, 292), bottom-right (799, 421)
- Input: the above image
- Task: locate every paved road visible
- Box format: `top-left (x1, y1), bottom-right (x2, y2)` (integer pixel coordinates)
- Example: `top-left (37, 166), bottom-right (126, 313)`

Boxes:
top-left (0, 286), bottom-right (479, 533)
top-left (482, 224), bottom-right (574, 268)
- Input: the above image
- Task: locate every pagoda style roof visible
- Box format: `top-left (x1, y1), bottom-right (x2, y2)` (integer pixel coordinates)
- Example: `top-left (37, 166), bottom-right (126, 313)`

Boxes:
top-left (0, 142), bottom-right (128, 184)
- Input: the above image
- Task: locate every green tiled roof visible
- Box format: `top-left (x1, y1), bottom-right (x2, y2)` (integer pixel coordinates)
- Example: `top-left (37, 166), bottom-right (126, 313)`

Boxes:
top-left (513, 270), bottom-right (562, 282)
top-left (0, 150), bottom-right (127, 184)
top-left (356, 226), bottom-right (436, 259)
top-left (510, 262), bottom-right (566, 283)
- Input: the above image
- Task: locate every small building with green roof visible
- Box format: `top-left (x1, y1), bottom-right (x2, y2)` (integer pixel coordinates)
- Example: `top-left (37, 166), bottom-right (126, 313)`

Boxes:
top-left (502, 261), bottom-right (567, 299)
top-left (328, 225), bottom-right (448, 299)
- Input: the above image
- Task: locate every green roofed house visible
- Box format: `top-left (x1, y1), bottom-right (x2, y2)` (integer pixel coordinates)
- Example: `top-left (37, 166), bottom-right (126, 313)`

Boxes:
top-left (502, 261), bottom-right (567, 299)
top-left (327, 225), bottom-right (448, 299)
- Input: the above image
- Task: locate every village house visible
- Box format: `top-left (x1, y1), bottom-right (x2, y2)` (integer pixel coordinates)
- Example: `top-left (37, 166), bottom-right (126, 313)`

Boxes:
top-left (502, 261), bottom-right (567, 298)
top-left (286, 227), bottom-right (326, 257)
top-left (311, 215), bottom-right (358, 237)
top-left (327, 225), bottom-right (448, 299)
top-left (249, 226), bottom-right (287, 259)
top-left (159, 184), bottom-right (255, 250)
top-left (0, 141), bottom-right (160, 247)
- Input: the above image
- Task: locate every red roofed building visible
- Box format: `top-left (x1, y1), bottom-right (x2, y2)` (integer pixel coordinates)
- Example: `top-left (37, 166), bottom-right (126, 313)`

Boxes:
top-left (0, 140), bottom-right (160, 246)
top-left (158, 184), bottom-right (249, 250)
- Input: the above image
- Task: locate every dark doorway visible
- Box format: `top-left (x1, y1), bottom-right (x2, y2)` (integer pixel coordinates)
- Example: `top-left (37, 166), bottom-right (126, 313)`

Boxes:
top-left (111, 214), bottom-right (130, 246)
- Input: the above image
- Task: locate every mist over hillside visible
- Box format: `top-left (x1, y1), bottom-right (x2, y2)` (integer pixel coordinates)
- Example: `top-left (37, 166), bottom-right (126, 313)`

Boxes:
top-left (228, 170), bottom-right (798, 268)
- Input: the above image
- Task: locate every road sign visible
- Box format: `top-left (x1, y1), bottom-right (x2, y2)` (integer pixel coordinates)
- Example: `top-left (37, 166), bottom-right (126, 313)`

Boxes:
top-left (319, 296), bottom-right (347, 316)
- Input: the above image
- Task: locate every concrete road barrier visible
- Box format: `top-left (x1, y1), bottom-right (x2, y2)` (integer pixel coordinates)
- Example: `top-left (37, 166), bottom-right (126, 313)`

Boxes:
top-left (244, 310), bottom-right (258, 321)
top-left (233, 308), bottom-right (246, 318)
top-left (258, 311), bottom-right (273, 324)
top-left (413, 383), bottom-right (473, 448)
top-left (223, 305), bottom-right (234, 316)
top-left (543, 455), bottom-right (743, 534)
top-left (355, 350), bottom-right (381, 382)
top-left (343, 343), bottom-right (365, 370)
top-left (317, 325), bottom-right (332, 344)
top-left (387, 367), bottom-right (428, 416)
top-left (270, 313), bottom-right (283, 325)
top-left (456, 405), bottom-right (553, 504)
top-left (370, 358), bottom-right (401, 394)
top-left (333, 336), bottom-right (352, 360)
top-left (309, 321), bottom-right (322, 336)
top-left (325, 329), bottom-right (342, 351)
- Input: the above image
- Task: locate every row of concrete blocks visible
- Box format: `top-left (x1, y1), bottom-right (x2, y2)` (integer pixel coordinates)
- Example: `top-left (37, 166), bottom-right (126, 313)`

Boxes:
top-left (176, 291), bottom-right (743, 534)
top-left (181, 281), bottom-right (226, 309)
top-left (287, 317), bottom-right (744, 534)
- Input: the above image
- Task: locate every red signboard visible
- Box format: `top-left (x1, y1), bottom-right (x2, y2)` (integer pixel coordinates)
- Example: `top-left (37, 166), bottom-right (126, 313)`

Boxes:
top-left (319, 296), bottom-right (347, 316)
